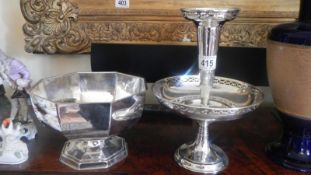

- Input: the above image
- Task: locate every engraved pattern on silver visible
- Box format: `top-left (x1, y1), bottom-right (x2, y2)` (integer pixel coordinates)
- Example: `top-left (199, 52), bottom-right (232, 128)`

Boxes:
top-left (181, 8), bottom-right (240, 22)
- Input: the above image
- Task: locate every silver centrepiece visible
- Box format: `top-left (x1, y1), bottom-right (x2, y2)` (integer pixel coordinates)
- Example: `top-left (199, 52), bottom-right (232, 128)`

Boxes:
top-left (153, 8), bottom-right (264, 174)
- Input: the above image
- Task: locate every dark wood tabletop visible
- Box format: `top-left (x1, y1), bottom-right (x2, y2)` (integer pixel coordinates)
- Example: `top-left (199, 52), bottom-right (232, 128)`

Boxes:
top-left (0, 103), bottom-right (305, 175)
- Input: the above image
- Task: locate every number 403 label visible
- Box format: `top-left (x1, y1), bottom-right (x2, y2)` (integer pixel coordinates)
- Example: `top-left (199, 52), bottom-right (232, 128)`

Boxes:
top-left (199, 56), bottom-right (217, 71)
top-left (115, 0), bottom-right (129, 8)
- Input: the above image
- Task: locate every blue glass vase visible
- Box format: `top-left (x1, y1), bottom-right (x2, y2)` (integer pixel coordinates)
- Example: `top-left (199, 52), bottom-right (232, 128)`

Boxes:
top-left (266, 0), bottom-right (311, 172)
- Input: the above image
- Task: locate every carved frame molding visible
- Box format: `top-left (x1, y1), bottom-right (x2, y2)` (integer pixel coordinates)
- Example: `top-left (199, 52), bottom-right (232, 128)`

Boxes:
top-left (20, 0), bottom-right (299, 54)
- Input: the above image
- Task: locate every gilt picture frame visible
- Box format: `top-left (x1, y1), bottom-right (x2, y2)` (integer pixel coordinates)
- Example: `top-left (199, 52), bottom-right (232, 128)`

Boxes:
top-left (20, 0), bottom-right (299, 54)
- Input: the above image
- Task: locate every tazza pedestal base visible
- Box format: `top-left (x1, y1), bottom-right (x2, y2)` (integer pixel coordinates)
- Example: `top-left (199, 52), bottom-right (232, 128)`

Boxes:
top-left (175, 143), bottom-right (228, 174)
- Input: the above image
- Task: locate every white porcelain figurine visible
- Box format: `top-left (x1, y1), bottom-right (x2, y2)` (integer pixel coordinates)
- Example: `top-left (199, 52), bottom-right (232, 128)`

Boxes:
top-left (0, 119), bottom-right (29, 164)
top-left (0, 49), bottom-right (37, 164)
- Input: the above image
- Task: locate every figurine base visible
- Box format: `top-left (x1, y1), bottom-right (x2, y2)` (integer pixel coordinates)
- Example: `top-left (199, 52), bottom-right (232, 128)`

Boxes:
top-left (60, 136), bottom-right (128, 170)
top-left (175, 143), bottom-right (228, 174)
top-left (266, 111), bottom-right (311, 173)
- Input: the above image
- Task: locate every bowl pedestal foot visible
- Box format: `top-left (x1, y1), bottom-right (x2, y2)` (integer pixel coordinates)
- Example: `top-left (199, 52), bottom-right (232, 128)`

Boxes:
top-left (60, 136), bottom-right (127, 170)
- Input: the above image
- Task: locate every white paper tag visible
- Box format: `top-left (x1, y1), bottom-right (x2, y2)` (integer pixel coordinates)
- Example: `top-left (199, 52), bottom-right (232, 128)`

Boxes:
top-left (115, 0), bottom-right (129, 8)
top-left (199, 56), bottom-right (217, 71)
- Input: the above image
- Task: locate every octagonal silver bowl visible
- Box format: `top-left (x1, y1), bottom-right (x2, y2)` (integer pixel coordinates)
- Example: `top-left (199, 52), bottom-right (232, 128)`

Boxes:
top-left (29, 72), bottom-right (146, 170)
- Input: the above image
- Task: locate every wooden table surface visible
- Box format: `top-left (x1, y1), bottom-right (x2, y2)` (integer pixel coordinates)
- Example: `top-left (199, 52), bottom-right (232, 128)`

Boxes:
top-left (0, 105), bottom-right (305, 175)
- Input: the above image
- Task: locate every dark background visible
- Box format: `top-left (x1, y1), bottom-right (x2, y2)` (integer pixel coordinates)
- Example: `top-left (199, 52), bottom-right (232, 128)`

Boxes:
top-left (91, 44), bottom-right (267, 86)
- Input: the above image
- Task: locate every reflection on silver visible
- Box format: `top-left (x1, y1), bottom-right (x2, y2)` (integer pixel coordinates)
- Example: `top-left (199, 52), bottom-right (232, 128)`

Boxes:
top-left (153, 7), bottom-right (264, 174)
top-left (29, 72), bottom-right (145, 170)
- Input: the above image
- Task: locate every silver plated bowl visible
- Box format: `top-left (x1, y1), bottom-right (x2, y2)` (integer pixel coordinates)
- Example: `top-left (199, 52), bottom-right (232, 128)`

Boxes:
top-left (153, 75), bottom-right (264, 173)
top-left (29, 72), bottom-right (146, 170)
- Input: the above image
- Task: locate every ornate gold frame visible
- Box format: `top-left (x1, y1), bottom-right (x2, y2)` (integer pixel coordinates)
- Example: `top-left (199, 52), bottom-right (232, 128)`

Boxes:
top-left (20, 0), bottom-right (299, 54)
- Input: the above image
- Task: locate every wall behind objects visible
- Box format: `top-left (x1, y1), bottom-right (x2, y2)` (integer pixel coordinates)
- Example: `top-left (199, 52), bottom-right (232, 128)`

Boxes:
top-left (0, 1), bottom-right (91, 89)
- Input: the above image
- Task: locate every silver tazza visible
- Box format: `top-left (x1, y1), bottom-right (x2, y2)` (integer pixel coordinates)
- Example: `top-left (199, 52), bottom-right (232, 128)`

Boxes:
top-left (153, 7), bottom-right (264, 174)
top-left (153, 75), bottom-right (264, 173)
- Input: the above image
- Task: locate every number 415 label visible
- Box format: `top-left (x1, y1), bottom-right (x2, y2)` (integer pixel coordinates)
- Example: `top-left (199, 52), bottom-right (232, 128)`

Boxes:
top-left (199, 56), bottom-right (216, 71)
top-left (115, 0), bottom-right (129, 8)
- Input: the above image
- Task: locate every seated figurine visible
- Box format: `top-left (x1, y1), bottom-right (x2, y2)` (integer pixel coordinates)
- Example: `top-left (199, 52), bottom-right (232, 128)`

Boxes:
top-left (0, 50), bottom-right (36, 164)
